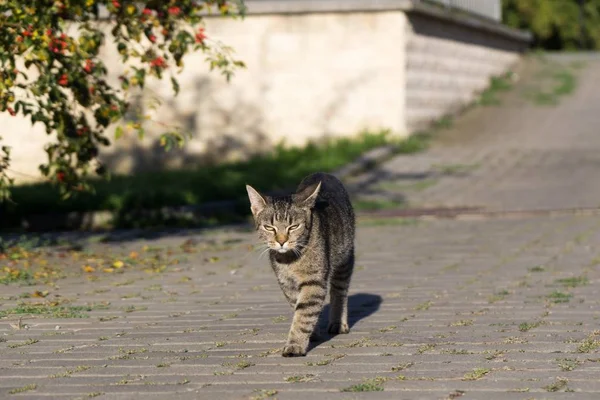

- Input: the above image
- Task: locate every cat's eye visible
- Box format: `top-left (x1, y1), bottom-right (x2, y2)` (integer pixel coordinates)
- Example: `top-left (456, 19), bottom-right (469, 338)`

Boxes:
top-left (263, 225), bottom-right (276, 232)
top-left (288, 224), bottom-right (300, 231)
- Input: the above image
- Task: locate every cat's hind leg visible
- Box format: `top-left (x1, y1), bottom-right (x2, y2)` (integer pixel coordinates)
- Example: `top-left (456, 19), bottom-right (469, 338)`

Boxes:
top-left (328, 251), bottom-right (354, 334)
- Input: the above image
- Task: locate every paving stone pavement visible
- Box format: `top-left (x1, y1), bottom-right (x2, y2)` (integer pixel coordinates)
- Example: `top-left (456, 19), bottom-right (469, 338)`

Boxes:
top-left (2, 214), bottom-right (600, 399)
top-left (349, 54), bottom-right (600, 213)
top-left (3, 54), bottom-right (600, 399)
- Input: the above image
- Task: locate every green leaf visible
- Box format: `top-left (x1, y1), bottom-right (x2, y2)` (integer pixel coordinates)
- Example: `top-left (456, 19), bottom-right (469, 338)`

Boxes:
top-left (115, 126), bottom-right (124, 140)
top-left (171, 77), bottom-right (180, 95)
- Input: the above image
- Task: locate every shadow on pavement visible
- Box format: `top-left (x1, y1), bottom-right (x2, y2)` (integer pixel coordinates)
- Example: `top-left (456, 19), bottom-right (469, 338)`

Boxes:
top-left (308, 292), bottom-right (383, 352)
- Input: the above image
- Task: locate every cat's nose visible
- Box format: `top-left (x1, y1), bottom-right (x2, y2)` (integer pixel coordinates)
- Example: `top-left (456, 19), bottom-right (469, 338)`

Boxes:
top-left (276, 235), bottom-right (288, 245)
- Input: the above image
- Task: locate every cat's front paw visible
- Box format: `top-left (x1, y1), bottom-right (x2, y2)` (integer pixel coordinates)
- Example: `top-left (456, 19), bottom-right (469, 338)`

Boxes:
top-left (282, 343), bottom-right (306, 357)
top-left (327, 321), bottom-right (350, 334)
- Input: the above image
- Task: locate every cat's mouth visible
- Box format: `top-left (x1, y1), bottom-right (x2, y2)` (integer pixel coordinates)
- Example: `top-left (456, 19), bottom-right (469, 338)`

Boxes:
top-left (270, 242), bottom-right (295, 254)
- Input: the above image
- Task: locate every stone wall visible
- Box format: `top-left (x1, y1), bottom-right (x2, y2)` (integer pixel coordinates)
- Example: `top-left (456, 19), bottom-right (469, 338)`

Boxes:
top-left (2, 0), bottom-right (529, 183)
top-left (404, 11), bottom-right (525, 131)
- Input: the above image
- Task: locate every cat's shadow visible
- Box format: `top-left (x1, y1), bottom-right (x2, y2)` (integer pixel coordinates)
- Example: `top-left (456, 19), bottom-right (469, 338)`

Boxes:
top-left (308, 292), bottom-right (383, 351)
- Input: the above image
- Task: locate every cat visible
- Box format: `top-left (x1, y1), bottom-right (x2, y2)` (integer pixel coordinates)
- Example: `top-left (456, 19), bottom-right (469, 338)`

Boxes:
top-left (246, 172), bottom-right (355, 357)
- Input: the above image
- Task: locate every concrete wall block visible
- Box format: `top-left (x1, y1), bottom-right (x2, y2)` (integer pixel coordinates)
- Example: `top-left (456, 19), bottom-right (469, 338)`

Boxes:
top-left (405, 13), bottom-right (524, 132)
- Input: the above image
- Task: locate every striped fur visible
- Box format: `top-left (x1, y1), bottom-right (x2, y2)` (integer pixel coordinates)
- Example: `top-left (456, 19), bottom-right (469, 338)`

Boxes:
top-left (246, 172), bottom-right (355, 357)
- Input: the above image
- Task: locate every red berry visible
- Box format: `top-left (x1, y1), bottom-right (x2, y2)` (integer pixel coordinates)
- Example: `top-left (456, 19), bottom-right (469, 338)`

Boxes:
top-left (56, 172), bottom-right (65, 182)
top-left (84, 59), bottom-right (93, 73)
top-left (168, 6), bottom-right (181, 15)
top-left (150, 57), bottom-right (166, 68)
top-left (58, 74), bottom-right (68, 86)
top-left (148, 34), bottom-right (156, 43)
top-left (195, 28), bottom-right (206, 44)
top-left (142, 8), bottom-right (152, 15)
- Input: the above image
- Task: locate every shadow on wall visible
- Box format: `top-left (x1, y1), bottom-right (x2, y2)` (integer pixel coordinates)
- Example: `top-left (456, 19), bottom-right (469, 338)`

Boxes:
top-left (408, 13), bottom-right (528, 52)
top-left (100, 77), bottom-right (269, 174)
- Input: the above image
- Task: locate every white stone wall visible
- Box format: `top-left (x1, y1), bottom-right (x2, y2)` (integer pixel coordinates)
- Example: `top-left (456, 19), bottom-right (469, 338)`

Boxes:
top-left (404, 13), bottom-right (521, 131)
top-left (1, 4), bottom-right (528, 183)
top-left (3, 11), bottom-right (408, 181)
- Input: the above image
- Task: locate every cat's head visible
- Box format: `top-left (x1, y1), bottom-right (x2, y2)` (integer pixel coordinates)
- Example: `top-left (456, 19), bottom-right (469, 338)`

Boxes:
top-left (245, 182), bottom-right (321, 254)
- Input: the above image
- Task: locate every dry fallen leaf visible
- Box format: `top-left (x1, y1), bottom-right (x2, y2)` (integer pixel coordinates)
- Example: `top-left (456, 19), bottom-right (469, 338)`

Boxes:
top-left (82, 265), bottom-right (95, 273)
top-left (113, 260), bottom-right (124, 269)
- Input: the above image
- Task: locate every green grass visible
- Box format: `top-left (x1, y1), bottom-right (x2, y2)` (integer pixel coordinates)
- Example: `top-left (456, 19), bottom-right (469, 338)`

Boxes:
top-left (462, 367), bottom-right (491, 381)
top-left (3, 131), bottom-right (428, 230)
top-left (0, 269), bottom-right (33, 285)
top-left (544, 377), bottom-right (569, 392)
top-left (8, 384), bottom-right (37, 394)
top-left (519, 321), bottom-right (545, 332)
top-left (341, 378), bottom-right (385, 392)
top-left (577, 333), bottom-right (600, 353)
top-left (478, 72), bottom-right (514, 106)
top-left (524, 56), bottom-right (579, 106)
top-left (0, 302), bottom-right (93, 319)
top-left (555, 276), bottom-right (589, 288)
top-left (353, 199), bottom-right (405, 212)
top-left (546, 291), bottom-right (573, 303)
top-left (556, 358), bottom-right (581, 371)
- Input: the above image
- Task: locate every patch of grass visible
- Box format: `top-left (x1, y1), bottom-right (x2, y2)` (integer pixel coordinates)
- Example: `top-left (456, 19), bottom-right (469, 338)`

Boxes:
top-left (0, 301), bottom-right (93, 319)
top-left (7, 338), bottom-right (39, 348)
top-left (544, 377), bottom-right (569, 392)
top-left (519, 321), bottom-right (545, 332)
top-left (488, 289), bottom-right (510, 303)
top-left (50, 365), bottom-right (91, 378)
top-left (414, 300), bottom-right (433, 311)
top-left (450, 319), bottom-right (474, 327)
top-left (577, 332), bottom-right (600, 353)
top-left (442, 349), bottom-right (471, 355)
top-left (379, 325), bottom-right (397, 333)
top-left (547, 291), bottom-right (573, 303)
top-left (396, 132), bottom-right (432, 154)
top-left (478, 72), bottom-right (514, 106)
top-left (391, 362), bottom-right (414, 371)
top-left (234, 360), bottom-right (254, 370)
top-left (529, 265), bottom-right (545, 272)
top-left (462, 367), bottom-right (490, 381)
top-left (305, 353), bottom-right (345, 366)
top-left (417, 343), bottom-right (436, 354)
top-left (250, 389), bottom-right (278, 400)
top-left (0, 269), bottom-right (34, 285)
top-left (4, 131), bottom-right (407, 230)
top-left (555, 276), bottom-right (589, 288)
top-left (272, 315), bottom-right (287, 323)
top-left (484, 350), bottom-right (504, 360)
top-left (524, 59), bottom-right (578, 107)
top-left (121, 305), bottom-right (148, 313)
top-left (353, 199), bottom-right (405, 212)
top-left (285, 374), bottom-right (316, 383)
top-left (556, 358), bottom-right (581, 371)
top-left (341, 378), bottom-right (385, 392)
top-left (8, 383), bottom-right (37, 394)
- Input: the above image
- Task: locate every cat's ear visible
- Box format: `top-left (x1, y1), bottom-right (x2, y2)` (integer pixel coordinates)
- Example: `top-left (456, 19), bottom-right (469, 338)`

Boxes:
top-left (294, 181), bottom-right (321, 209)
top-left (246, 185), bottom-right (267, 216)
top-left (246, 185), bottom-right (268, 216)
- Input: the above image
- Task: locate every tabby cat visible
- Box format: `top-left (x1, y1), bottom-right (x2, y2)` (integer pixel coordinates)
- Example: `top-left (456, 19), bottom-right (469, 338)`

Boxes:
top-left (246, 172), bottom-right (355, 357)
